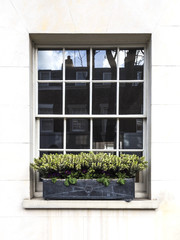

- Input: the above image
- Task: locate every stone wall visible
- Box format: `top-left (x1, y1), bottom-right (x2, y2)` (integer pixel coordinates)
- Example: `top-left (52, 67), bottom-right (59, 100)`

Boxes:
top-left (0, 0), bottom-right (180, 239)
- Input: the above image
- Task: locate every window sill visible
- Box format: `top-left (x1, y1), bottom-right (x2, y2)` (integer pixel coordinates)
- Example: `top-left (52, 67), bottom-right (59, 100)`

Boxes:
top-left (23, 198), bottom-right (159, 210)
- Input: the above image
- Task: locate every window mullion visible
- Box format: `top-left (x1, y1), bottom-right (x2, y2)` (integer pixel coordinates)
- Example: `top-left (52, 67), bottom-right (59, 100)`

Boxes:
top-left (62, 48), bottom-right (66, 153)
top-left (116, 48), bottom-right (120, 156)
top-left (63, 118), bottom-right (66, 154)
top-left (89, 48), bottom-right (93, 151)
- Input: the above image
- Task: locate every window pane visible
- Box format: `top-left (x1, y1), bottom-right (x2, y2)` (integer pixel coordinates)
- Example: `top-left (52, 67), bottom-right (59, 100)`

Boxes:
top-left (119, 119), bottom-right (143, 149)
top-left (38, 50), bottom-right (63, 80)
top-left (65, 83), bottom-right (89, 114)
top-left (93, 119), bottom-right (116, 149)
top-left (119, 151), bottom-right (143, 157)
top-left (93, 83), bottom-right (116, 114)
top-left (38, 83), bottom-right (62, 114)
top-left (119, 83), bottom-right (143, 114)
top-left (40, 119), bottom-right (63, 149)
top-left (119, 49), bottom-right (144, 80)
top-left (93, 49), bottom-right (117, 80)
top-left (66, 119), bottom-right (90, 149)
top-left (65, 50), bottom-right (90, 80)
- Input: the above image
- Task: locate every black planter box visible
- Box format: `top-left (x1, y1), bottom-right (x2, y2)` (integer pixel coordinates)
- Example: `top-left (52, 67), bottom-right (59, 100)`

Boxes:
top-left (43, 178), bottom-right (135, 201)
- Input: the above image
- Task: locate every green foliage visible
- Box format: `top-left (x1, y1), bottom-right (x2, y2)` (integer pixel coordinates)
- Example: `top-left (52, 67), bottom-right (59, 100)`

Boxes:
top-left (31, 152), bottom-right (148, 186)
top-left (97, 177), bottom-right (110, 187)
top-left (117, 178), bottom-right (125, 185)
top-left (51, 177), bottom-right (57, 184)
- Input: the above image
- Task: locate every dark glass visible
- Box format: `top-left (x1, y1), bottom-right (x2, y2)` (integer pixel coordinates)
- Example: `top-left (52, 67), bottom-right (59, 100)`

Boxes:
top-left (38, 50), bottom-right (63, 80)
top-left (92, 83), bottom-right (116, 114)
top-left (119, 83), bottom-right (143, 114)
top-left (93, 119), bottom-right (116, 149)
top-left (119, 49), bottom-right (144, 80)
top-left (65, 83), bottom-right (89, 114)
top-left (119, 151), bottom-right (142, 157)
top-left (119, 119), bottom-right (143, 149)
top-left (40, 119), bottom-right (63, 149)
top-left (66, 119), bottom-right (90, 149)
top-left (65, 50), bottom-right (90, 80)
top-left (93, 49), bottom-right (117, 80)
top-left (38, 83), bottom-right (62, 114)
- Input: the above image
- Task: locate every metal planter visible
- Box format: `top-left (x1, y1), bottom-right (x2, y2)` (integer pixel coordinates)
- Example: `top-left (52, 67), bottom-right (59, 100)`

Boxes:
top-left (43, 178), bottom-right (135, 201)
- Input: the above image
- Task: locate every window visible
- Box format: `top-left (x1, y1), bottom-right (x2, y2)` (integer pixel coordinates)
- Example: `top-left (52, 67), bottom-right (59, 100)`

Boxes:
top-left (34, 46), bottom-right (148, 197)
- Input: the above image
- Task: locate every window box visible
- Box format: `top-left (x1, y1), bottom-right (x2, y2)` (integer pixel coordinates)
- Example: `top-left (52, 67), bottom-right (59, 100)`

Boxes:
top-left (43, 178), bottom-right (135, 202)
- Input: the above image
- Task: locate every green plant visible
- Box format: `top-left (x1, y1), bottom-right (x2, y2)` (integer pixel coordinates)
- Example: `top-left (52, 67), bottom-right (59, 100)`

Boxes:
top-left (31, 152), bottom-right (148, 186)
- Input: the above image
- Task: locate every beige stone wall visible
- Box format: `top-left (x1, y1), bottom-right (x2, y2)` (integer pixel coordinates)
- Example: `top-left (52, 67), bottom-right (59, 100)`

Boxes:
top-left (0, 0), bottom-right (180, 239)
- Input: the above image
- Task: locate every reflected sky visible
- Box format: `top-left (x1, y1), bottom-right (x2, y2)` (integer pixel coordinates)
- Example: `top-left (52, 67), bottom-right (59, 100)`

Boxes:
top-left (94, 50), bottom-right (117, 68)
top-left (65, 50), bottom-right (89, 67)
top-left (38, 50), bottom-right (63, 70)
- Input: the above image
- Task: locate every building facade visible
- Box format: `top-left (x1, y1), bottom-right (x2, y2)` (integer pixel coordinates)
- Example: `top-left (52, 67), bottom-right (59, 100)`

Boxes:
top-left (0, 0), bottom-right (180, 239)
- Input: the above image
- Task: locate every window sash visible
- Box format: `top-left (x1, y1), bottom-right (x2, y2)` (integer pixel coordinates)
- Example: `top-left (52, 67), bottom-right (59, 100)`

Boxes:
top-left (33, 45), bottom-right (149, 197)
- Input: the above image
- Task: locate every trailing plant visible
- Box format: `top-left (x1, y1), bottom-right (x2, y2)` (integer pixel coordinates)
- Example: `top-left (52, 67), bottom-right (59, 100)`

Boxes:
top-left (31, 152), bottom-right (148, 186)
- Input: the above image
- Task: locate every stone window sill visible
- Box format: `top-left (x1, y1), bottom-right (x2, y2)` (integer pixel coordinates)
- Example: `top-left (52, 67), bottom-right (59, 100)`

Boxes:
top-left (23, 198), bottom-right (159, 210)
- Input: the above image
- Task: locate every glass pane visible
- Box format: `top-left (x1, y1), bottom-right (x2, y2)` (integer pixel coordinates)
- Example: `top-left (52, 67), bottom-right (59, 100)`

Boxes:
top-left (119, 119), bottom-right (143, 149)
top-left (93, 119), bottom-right (116, 149)
top-left (93, 83), bottom-right (116, 114)
top-left (119, 49), bottom-right (144, 80)
top-left (38, 83), bottom-right (62, 114)
top-left (119, 151), bottom-right (143, 157)
top-left (119, 83), bottom-right (143, 114)
top-left (38, 50), bottom-right (63, 80)
top-left (65, 50), bottom-right (90, 80)
top-left (40, 119), bottom-right (63, 149)
top-left (66, 119), bottom-right (90, 149)
top-left (93, 49), bottom-right (117, 80)
top-left (65, 83), bottom-right (89, 114)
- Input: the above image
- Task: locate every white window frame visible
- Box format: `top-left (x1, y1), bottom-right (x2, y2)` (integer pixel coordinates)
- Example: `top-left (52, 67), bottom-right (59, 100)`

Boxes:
top-left (32, 45), bottom-right (150, 199)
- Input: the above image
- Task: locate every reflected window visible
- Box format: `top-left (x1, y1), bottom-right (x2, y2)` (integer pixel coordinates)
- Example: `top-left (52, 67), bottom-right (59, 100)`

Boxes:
top-left (65, 83), bottom-right (89, 114)
top-left (38, 83), bottom-right (62, 114)
top-left (66, 119), bottom-right (90, 149)
top-left (65, 50), bottom-right (90, 80)
top-left (119, 119), bottom-right (143, 149)
top-left (93, 119), bottom-right (116, 149)
top-left (40, 119), bottom-right (63, 149)
top-left (119, 49), bottom-right (144, 80)
top-left (119, 83), bottom-right (143, 114)
top-left (93, 49), bottom-right (117, 80)
top-left (93, 83), bottom-right (116, 114)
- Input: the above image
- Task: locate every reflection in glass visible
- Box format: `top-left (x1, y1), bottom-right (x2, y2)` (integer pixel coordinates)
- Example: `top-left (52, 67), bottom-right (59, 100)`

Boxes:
top-left (38, 83), bottom-right (62, 114)
top-left (40, 119), bottom-right (63, 149)
top-left (38, 50), bottom-right (63, 80)
top-left (93, 49), bottom-right (117, 80)
top-left (119, 49), bottom-right (144, 80)
top-left (93, 83), bottom-right (116, 114)
top-left (93, 119), bottom-right (116, 149)
top-left (66, 119), bottom-right (90, 149)
top-left (119, 83), bottom-right (143, 114)
top-left (65, 50), bottom-right (90, 80)
top-left (65, 83), bottom-right (89, 114)
top-left (119, 119), bottom-right (143, 149)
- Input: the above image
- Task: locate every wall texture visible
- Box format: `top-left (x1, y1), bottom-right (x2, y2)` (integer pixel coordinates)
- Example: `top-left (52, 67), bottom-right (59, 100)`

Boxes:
top-left (0, 0), bottom-right (180, 239)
